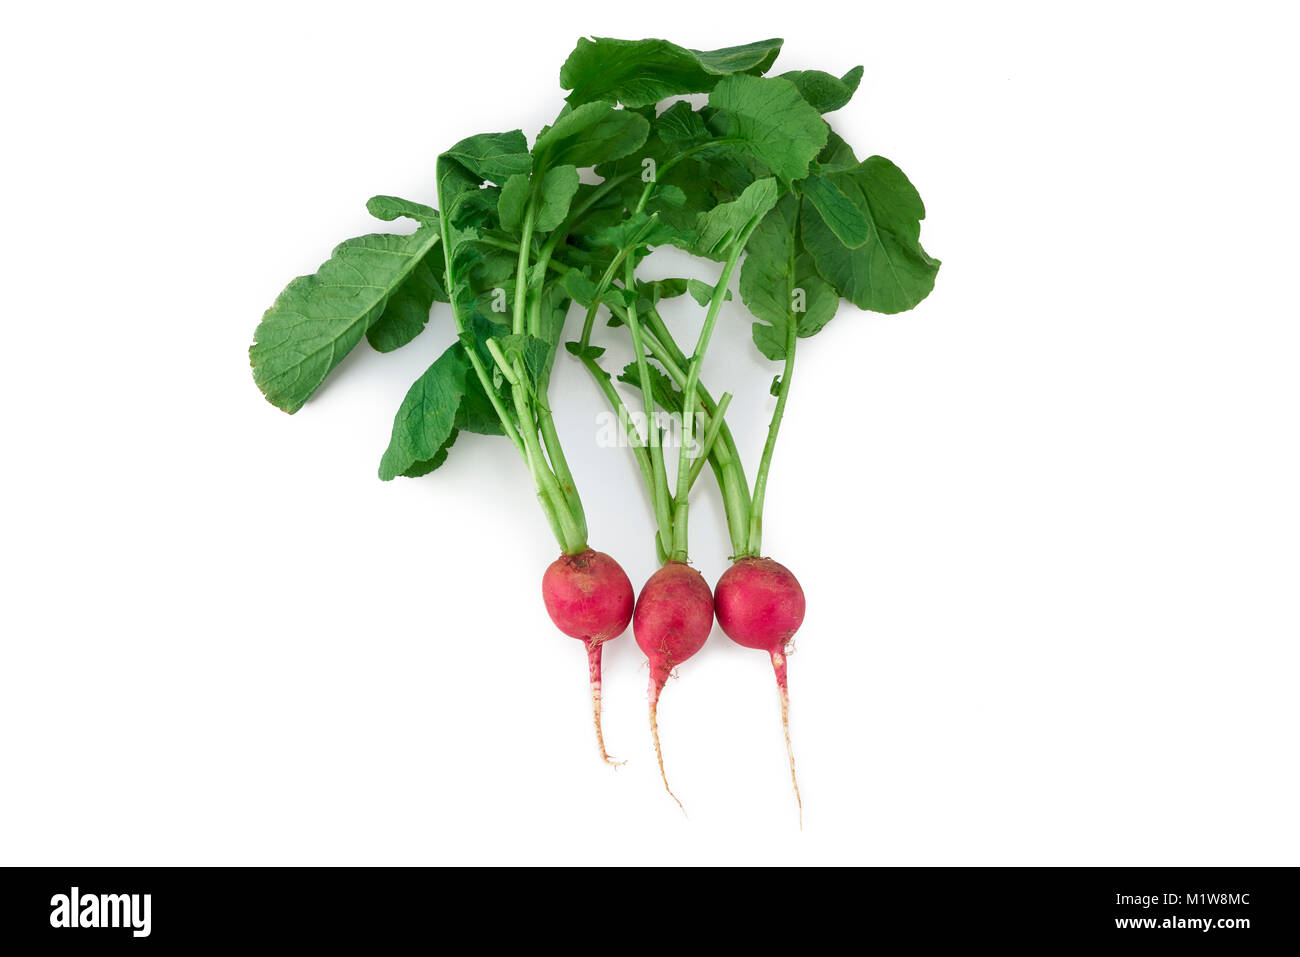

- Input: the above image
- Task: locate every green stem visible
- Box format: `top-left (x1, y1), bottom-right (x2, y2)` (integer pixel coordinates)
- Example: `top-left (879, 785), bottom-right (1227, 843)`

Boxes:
top-left (640, 305), bottom-right (687, 366)
top-left (689, 391), bottom-right (732, 489)
top-left (435, 186), bottom-right (525, 462)
top-left (527, 248), bottom-right (553, 339)
top-left (745, 282), bottom-right (799, 557)
top-left (484, 338), bottom-right (519, 385)
top-left (578, 216), bottom-right (659, 350)
top-left (512, 201), bottom-right (536, 336)
top-left (670, 227), bottom-right (754, 562)
top-left (620, 256), bottom-right (675, 558)
top-left (529, 234), bottom-right (586, 541)
top-left (507, 189), bottom-right (585, 553)
top-left (536, 386), bottom-right (587, 546)
top-left (511, 374), bottom-right (585, 553)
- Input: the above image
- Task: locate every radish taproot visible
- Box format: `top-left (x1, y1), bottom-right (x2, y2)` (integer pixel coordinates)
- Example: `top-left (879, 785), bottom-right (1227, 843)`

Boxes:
top-left (542, 549), bottom-right (635, 764)
top-left (633, 560), bottom-right (715, 805)
top-left (714, 557), bottom-right (806, 816)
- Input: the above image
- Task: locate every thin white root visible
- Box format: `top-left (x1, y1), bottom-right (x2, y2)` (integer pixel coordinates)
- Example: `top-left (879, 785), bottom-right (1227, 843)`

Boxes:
top-left (650, 695), bottom-right (686, 814)
top-left (779, 683), bottom-right (803, 830)
top-left (591, 680), bottom-right (625, 767)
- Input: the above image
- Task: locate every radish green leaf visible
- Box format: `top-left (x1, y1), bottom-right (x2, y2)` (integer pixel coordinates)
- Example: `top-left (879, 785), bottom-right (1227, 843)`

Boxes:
top-left (707, 75), bottom-right (828, 185)
top-left (801, 156), bottom-right (940, 314)
top-left (778, 66), bottom-right (864, 114)
top-left (739, 194), bottom-right (838, 360)
top-left (561, 37), bottom-right (783, 108)
top-left (251, 227), bottom-right (443, 413)
top-left (378, 342), bottom-right (468, 480)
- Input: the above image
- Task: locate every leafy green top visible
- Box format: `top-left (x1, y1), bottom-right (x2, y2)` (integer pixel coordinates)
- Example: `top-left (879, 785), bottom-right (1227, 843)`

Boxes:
top-left (249, 35), bottom-right (941, 559)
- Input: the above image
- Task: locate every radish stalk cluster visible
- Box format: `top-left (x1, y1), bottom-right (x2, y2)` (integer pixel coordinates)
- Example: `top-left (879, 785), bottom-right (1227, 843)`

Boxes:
top-left (249, 35), bottom-right (940, 819)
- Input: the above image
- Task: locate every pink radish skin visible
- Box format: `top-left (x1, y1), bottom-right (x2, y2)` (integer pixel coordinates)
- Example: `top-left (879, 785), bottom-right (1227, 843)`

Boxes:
top-left (714, 557), bottom-right (807, 823)
top-left (632, 561), bottom-right (714, 807)
top-left (542, 549), bottom-right (635, 765)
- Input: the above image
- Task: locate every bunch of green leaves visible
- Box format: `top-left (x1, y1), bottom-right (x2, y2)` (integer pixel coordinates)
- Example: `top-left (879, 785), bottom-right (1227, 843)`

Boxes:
top-left (248, 35), bottom-right (940, 561)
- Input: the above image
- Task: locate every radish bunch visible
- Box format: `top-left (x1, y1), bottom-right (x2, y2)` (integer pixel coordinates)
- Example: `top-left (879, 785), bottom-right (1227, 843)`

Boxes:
top-left (250, 35), bottom-right (939, 821)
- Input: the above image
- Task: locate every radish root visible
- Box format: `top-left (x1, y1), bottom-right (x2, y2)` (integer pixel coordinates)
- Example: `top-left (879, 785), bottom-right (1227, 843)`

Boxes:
top-left (649, 677), bottom-right (685, 813)
top-left (587, 641), bottom-right (623, 767)
top-left (771, 650), bottom-right (803, 829)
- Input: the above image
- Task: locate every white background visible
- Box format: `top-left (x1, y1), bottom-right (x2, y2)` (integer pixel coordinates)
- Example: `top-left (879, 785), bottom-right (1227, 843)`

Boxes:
top-left (2, 1), bottom-right (1297, 866)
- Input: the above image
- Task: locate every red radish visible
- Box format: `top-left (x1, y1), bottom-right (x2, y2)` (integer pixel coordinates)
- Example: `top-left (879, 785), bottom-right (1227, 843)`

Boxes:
top-left (715, 557), bottom-right (807, 821)
top-left (633, 561), bottom-right (714, 807)
top-left (542, 549), bottom-right (635, 764)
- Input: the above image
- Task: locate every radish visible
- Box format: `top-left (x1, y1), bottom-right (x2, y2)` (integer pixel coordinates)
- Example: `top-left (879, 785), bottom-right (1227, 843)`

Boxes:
top-left (714, 557), bottom-right (806, 818)
top-left (251, 35), bottom-right (939, 802)
top-left (632, 560), bottom-right (714, 805)
top-left (542, 549), bottom-right (635, 764)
